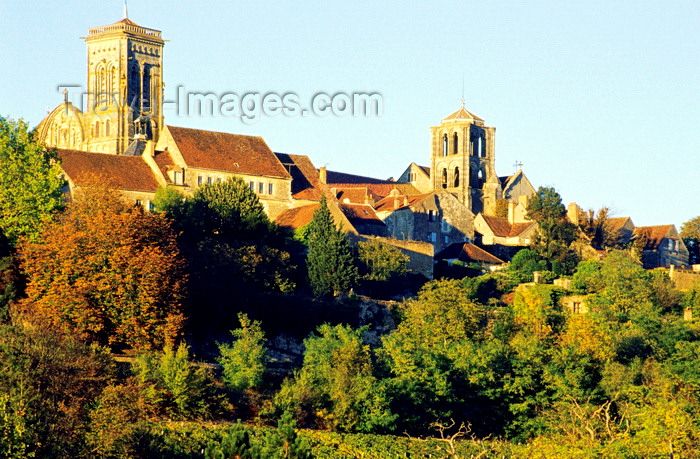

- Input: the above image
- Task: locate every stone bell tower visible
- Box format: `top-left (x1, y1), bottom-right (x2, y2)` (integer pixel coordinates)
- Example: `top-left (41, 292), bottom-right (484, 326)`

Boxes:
top-left (429, 101), bottom-right (499, 215)
top-left (83, 13), bottom-right (165, 153)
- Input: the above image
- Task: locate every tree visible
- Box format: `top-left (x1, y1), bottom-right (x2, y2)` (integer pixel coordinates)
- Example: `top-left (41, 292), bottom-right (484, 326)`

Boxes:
top-left (357, 239), bottom-right (408, 281)
top-left (680, 216), bottom-right (700, 265)
top-left (217, 313), bottom-right (268, 393)
top-left (306, 197), bottom-right (357, 298)
top-left (0, 116), bottom-right (65, 245)
top-left (152, 185), bottom-right (184, 214)
top-left (526, 187), bottom-right (579, 275)
top-left (577, 207), bottom-right (622, 249)
top-left (275, 323), bottom-right (395, 433)
top-left (19, 185), bottom-right (186, 350)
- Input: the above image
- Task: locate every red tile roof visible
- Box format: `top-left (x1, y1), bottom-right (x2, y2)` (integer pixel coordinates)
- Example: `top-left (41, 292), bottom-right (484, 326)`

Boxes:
top-left (166, 126), bottom-right (290, 179)
top-left (275, 153), bottom-right (325, 200)
top-left (274, 203), bottom-right (320, 230)
top-left (633, 225), bottom-right (674, 250)
top-left (152, 150), bottom-right (176, 184)
top-left (335, 187), bottom-right (380, 204)
top-left (607, 217), bottom-right (632, 232)
top-left (373, 193), bottom-right (433, 212)
top-left (437, 243), bottom-right (504, 264)
top-left (332, 183), bottom-right (422, 200)
top-left (58, 149), bottom-right (160, 192)
top-left (339, 203), bottom-right (384, 226)
top-left (480, 214), bottom-right (535, 238)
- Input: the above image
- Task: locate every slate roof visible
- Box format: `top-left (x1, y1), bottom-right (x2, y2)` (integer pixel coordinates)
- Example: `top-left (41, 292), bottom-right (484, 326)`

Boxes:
top-left (633, 225), bottom-right (674, 250)
top-left (325, 170), bottom-right (391, 185)
top-left (166, 126), bottom-right (290, 179)
top-left (480, 214), bottom-right (536, 238)
top-left (274, 153), bottom-right (325, 200)
top-left (437, 243), bottom-right (504, 264)
top-left (58, 149), bottom-right (160, 192)
top-left (417, 165), bottom-right (431, 176)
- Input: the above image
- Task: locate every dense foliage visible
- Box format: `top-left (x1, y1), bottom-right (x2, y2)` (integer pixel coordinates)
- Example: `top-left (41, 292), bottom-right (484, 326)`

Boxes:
top-left (0, 116), bottom-right (65, 245)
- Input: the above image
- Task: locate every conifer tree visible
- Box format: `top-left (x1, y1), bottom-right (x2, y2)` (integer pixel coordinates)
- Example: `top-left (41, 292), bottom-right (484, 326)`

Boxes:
top-left (305, 197), bottom-right (357, 298)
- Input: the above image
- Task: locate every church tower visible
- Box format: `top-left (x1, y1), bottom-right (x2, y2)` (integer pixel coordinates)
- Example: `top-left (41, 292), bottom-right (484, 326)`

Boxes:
top-left (38, 12), bottom-right (165, 154)
top-left (84, 15), bottom-right (165, 153)
top-left (429, 102), bottom-right (500, 215)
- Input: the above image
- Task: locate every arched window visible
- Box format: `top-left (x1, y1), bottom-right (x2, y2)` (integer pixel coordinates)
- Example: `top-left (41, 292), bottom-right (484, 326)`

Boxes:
top-left (94, 121), bottom-right (100, 138)
top-left (454, 167), bottom-right (460, 187)
top-left (442, 134), bottom-right (448, 157)
top-left (441, 168), bottom-right (447, 188)
top-left (105, 120), bottom-right (110, 137)
top-left (453, 132), bottom-right (458, 155)
top-left (480, 133), bottom-right (487, 157)
top-left (477, 169), bottom-right (484, 187)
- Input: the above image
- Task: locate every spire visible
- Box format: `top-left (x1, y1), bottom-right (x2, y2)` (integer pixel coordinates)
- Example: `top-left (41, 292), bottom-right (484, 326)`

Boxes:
top-left (123, 0), bottom-right (128, 19)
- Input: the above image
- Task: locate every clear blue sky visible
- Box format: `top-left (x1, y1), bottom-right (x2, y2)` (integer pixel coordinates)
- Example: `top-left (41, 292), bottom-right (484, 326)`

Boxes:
top-left (1, 1), bottom-right (698, 227)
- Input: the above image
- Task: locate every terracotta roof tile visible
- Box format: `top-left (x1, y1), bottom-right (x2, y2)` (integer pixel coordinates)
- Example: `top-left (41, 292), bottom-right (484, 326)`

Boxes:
top-left (339, 203), bottom-right (384, 226)
top-left (58, 149), bottom-right (160, 192)
top-left (607, 217), bottom-right (631, 232)
top-left (331, 182), bottom-right (421, 200)
top-left (373, 193), bottom-right (433, 212)
top-left (275, 153), bottom-right (324, 200)
top-left (335, 187), bottom-right (378, 204)
top-left (167, 125), bottom-right (290, 179)
top-left (633, 225), bottom-right (674, 250)
top-left (153, 150), bottom-right (175, 184)
top-left (437, 243), bottom-right (504, 264)
top-left (274, 204), bottom-right (320, 230)
top-left (480, 214), bottom-right (535, 238)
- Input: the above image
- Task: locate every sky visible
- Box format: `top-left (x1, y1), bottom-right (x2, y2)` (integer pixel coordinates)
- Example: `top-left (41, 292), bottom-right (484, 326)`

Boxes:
top-left (1, 1), bottom-right (698, 227)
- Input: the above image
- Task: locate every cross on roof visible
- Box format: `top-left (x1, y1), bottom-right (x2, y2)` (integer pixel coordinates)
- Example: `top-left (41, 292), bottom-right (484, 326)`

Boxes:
top-left (513, 160), bottom-right (523, 172)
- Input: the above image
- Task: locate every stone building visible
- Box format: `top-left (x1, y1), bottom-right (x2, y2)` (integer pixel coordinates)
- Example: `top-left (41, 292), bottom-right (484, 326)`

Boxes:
top-left (633, 225), bottom-right (689, 269)
top-left (38, 17), bottom-right (165, 154)
top-left (374, 189), bottom-right (475, 253)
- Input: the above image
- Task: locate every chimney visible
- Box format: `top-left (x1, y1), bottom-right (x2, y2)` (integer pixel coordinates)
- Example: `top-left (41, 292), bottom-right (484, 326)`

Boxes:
top-left (145, 139), bottom-right (155, 157)
top-left (319, 166), bottom-right (327, 185)
top-left (518, 194), bottom-right (529, 209)
top-left (508, 200), bottom-right (516, 224)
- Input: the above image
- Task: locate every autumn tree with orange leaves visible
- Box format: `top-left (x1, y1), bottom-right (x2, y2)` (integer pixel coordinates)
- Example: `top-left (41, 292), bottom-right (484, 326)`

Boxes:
top-left (19, 185), bottom-right (186, 350)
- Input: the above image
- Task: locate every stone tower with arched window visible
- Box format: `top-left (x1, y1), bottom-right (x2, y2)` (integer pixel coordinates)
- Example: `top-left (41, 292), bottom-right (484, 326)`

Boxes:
top-left (429, 102), bottom-right (500, 215)
top-left (38, 15), bottom-right (164, 154)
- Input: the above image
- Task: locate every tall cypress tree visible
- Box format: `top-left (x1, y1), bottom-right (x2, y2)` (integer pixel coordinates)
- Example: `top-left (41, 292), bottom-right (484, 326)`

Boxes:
top-left (306, 197), bottom-right (357, 298)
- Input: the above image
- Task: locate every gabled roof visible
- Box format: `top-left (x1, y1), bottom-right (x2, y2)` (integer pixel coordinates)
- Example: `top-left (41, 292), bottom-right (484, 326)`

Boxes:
top-left (274, 152), bottom-right (325, 200)
top-left (417, 165), bottom-right (431, 176)
top-left (480, 214), bottom-right (536, 238)
top-left (325, 170), bottom-right (391, 185)
top-left (373, 192), bottom-right (433, 212)
top-left (339, 203), bottom-right (385, 229)
top-left (437, 242), bottom-right (504, 265)
top-left (633, 225), bottom-right (675, 250)
top-left (331, 183), bottom-right (422, 200)
top-left (58, 149), bottom-right (160, 192)
top-left (152, 150), bottom-right (176, 184)
top-left (274, 203), bottom-right (319, 230)
top-left (335, 187), bottom-right (378, 204)
top-left (607, 217), bottom-right (634, 232)
top-left (165, 126), bottom-right (290, 179)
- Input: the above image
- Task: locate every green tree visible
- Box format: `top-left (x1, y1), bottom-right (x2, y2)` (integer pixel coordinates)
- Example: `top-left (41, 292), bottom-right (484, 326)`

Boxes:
top-left (276, 323), bottom-right (395, 433)
top-left (526, 187), bottom-right (579, 274)
top-left (217, 313), bottom-right (268, 393)
top-left (0, 116), bottom-right (65, 245)
top-left (507, 248), bottom-right (548, 283)
top-left (133, 343), bottom-right (212, 419)
top-left (306, 197), bottom-right (357, 298)
top-left (680, 216), bottom-right (700, 265)
top-left (357, 239), bottom-right (408, 281)
top-left (577, 206), bottom-right (622, 249)
top-left (152, 185), bottom-right (185, 214)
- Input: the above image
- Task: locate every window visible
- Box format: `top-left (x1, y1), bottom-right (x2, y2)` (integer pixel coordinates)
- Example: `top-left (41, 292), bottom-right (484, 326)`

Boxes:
top-left (207, 177), bottom-right (213, 185)
top-left (675, 240), bottom-right (680, 251)
top-left (249, 181), bottom-right (255, 191)
top-left (173, 170), bottom-right (183, 185)
top-left (441, 168), bottom-right (447, 189)
top-left (441, 219), bottom-right (449, 232)
top-left (428, 210), bottom-right (436, 222)
top-left (197, 175), bottom-right (203, 186)
top-left (258, 182), bottom-right (264, 194)
top-left (105, 120), bottom-right (110, 137)
top-left (268, 183), bottom-right (274, 195)
top-left (147, 201), bottom-right (154, 212)
top-left (454, 167), bottom-right (460, 187)
top-left (135, 199), bottom-right (142, 207)
top-left (216, 177), bottom-right (222, 183)
top-left (428, 232), bottom-right (437, 243)
top-left (444, 235), bottom-right (449, 245)
top-left (453, 132), bottom-right (458, 155)
top-left (573, 302), bottom-right (581, 314)
top-left (442, 134), bottom-right (448, 157)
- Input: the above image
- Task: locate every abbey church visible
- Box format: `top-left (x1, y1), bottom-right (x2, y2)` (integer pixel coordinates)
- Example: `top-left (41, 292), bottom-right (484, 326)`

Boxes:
top-left (38, 13), bottom-right (541, 273)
